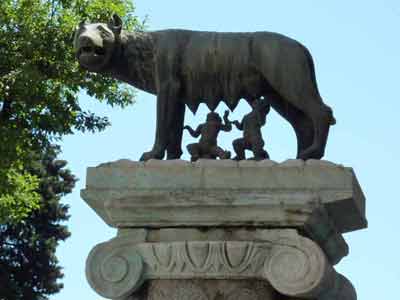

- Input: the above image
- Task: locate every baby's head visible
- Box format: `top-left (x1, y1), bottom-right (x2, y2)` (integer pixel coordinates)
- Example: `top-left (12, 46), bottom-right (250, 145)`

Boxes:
top-left (252, 97), bottom-right (270, 113)
top-left (207, 112), bottom-right (222, 123)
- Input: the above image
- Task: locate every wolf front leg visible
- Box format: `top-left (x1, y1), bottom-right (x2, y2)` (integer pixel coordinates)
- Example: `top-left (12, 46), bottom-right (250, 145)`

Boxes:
top-left (166, 101), bottom-right (185, 159)
top-left (140, 80), bottom-right (181, 161)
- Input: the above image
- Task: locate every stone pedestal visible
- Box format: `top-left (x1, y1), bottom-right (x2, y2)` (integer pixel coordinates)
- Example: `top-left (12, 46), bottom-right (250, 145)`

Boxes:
top-left (81, 159), bottom-right (367, 300)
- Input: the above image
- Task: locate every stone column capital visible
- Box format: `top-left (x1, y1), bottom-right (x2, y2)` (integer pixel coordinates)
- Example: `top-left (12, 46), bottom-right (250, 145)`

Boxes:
top-left (86, 230), bottom-right (355, 300)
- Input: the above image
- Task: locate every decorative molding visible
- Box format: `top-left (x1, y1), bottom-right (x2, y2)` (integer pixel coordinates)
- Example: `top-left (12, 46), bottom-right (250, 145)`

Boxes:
top-left (265, 235), bottom-right (334, 298)
top-left (140, 241), bottom-right (269, 277)
top-left (86, 239), bottom-right (144, 299)
top-left (85, 231), bottom-right (355, 299)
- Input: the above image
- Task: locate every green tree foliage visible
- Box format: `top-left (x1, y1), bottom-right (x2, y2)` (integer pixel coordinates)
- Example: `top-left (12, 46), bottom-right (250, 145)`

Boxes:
top-left (0, 167), bottom-right (40, 223)
top-left (0, 145), bottom-right (76, 300)
top-left (0, 0), bottom-right (143, 299)
top-left (0, 0), bottom-right (141, 222)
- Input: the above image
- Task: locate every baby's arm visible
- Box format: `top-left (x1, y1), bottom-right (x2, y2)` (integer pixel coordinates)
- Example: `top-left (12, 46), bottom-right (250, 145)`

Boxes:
top-left (184, 124), bottom-right (203, 138)
top-left (233, 120), bottom-right (243, 131)
top-left (221, 110), bottom-right (233, 132)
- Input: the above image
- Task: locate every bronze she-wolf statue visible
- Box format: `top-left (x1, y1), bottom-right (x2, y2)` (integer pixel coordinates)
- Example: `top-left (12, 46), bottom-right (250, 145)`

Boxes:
top-left (74, 14), bottom-right (336, 161)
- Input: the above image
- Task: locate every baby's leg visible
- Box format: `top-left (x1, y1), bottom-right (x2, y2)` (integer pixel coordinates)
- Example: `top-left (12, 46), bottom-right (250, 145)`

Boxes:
top-left (251, 136), bottom-right (269, 160)
top-left (233, 138), bottom-right (246, 160)
top-left (187, 143), bottom-right (200, 162)
top-left (214, 146), bottom-right (231, 160)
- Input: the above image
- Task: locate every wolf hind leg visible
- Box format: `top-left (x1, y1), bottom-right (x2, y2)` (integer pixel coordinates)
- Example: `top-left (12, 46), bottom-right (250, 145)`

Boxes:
top-left (297, 101), bottom-right (334, 160)
top-left (266, 91), bottom-right (314, 159)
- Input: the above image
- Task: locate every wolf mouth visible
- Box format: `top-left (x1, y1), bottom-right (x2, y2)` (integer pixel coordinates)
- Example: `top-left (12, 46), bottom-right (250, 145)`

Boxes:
top-left (78, 46), bottom-right (106, 58)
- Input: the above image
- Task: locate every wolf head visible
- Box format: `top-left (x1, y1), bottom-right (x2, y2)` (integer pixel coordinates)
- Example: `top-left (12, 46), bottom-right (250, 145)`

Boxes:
top-left (74, 14), bottom-right (123, 72)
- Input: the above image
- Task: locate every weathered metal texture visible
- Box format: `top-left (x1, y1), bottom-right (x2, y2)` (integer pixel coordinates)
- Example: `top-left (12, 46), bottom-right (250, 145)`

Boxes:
top-left (74, 15), bottom-right (336, 161)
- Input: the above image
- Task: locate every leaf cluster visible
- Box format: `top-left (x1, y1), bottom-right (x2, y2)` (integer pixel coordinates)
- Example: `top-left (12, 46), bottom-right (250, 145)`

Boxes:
top-left (0, 1), bottom-right (143, 299)
top-left (0, 145), bottom-right (76, 300)
top-left (0, 0), bottom-right (142, 222)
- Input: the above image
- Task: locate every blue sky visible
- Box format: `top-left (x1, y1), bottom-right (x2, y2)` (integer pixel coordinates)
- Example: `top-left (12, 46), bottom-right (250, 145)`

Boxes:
top-left (55, 1), bottom-right (400, 299)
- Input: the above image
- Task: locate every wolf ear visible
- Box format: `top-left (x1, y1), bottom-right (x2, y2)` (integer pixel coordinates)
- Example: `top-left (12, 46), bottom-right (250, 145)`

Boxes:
top-left (72, 20), bottom-right (86, 48)
top-left (108, 14), bottom-right (122, 35)
top-left (79, 19), bottom-right (87, 27)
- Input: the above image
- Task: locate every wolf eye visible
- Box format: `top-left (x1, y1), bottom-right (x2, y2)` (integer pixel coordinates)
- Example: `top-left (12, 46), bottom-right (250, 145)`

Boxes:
top-left (97, 25), bottom-right (107, 32)
top-left (97, 25), bottom-right (110, 38)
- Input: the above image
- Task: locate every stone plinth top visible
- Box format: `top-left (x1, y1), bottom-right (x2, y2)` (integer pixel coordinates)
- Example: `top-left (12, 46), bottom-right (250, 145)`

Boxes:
top-left (81, 158), bottom-right (366, 235)
top-left (85, 158), bottom-right (351, 191)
